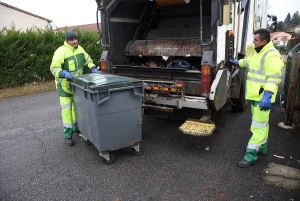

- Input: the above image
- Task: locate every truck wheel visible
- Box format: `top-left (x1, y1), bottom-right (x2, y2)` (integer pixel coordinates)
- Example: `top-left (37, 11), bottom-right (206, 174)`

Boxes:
top-left (232, 70), bottom-right (249, 111)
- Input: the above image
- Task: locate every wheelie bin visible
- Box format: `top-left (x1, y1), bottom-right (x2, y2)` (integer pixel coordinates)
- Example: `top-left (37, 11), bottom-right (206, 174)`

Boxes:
top-left (70, 74), bottom-right (144, 164)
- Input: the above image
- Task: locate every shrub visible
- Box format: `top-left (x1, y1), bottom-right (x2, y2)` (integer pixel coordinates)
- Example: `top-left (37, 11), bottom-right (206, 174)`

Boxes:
top-left (0, 27), bottom-right (102, 88)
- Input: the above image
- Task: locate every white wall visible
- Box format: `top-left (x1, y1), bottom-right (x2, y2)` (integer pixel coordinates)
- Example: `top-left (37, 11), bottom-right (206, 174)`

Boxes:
top-left (0, 5), bottom-right (49, 30)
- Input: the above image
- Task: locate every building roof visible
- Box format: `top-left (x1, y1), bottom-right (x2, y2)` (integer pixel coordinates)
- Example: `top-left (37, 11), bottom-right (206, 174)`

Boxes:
top-left (271, 32), bottom-right (292, 37)
top-left (56, 23), bottom-right (100, 32)
top-left (0, 1), bottom-right (52, 23)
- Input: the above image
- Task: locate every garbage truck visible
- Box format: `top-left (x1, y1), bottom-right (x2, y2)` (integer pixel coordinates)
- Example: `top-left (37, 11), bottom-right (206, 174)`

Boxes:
top-left (94, 0), bottom-right (273, 136)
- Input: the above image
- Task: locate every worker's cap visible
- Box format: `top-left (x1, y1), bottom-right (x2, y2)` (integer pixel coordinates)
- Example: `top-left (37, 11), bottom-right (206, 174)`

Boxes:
top-left (65, 30), bottom-right (78, 41)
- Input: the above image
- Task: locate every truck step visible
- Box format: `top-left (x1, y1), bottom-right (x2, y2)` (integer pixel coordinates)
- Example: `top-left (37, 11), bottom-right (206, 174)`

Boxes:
top-left (179, 120), bottom-right (215, 136)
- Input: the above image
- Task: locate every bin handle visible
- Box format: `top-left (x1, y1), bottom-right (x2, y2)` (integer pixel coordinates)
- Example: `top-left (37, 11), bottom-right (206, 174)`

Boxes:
top-left (97, 90), bottom-right (111, 105)
top-left (97, 85), bottom-right (145, 105)
top-left (109, 85), bottom-right (144, 97)
top-left (134, 87), bottom-right (144, 97)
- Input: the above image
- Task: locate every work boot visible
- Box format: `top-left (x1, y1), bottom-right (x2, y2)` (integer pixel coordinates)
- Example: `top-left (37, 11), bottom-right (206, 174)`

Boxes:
top-left (237, 159), bottom-right (254, 168)
top-left (65, 138), bottom-right (75, 146)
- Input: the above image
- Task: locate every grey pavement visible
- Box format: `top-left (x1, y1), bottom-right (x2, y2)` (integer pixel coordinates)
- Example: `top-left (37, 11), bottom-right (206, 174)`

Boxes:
top-left (1, 82), bottom-right (300, 200)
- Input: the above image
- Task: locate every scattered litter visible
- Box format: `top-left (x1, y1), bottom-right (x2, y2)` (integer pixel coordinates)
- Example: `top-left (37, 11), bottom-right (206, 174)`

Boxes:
top-left (205, 146), bottom-right (210, 151)
top-left (250, 195), bottom-right (253, 198)
top-left (297, 160), bottom-right (300, 163)
top-left (273, 154), bottom-right (284, 159)
top-left (290, 156), bottom-right (293, 159)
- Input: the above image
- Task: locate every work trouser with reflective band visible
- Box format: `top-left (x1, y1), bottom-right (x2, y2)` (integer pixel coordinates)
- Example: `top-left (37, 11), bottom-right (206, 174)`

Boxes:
top-left (59, 96), bottom-right (78, 139)
top-left (244, 101), bottom-right (270, 162)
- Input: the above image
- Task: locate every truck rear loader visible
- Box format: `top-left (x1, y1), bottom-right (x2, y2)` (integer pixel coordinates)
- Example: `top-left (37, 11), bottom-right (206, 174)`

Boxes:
top-left (94, 0), bottom-right (272, 136)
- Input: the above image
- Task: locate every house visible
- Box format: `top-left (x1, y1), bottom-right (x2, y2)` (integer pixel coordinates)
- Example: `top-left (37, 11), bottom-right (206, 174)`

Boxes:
top-left (270, 32), bottom-right (292, 46)
top-left (294, 25), bottom-right (300, 33)
top-left (0, 2), bottom-right (52, 30)
top-left (56, 23), bottom-right (100, 33)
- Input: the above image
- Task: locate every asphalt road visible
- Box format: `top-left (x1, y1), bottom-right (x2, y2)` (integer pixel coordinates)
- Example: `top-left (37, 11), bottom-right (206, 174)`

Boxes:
top-left (1, 81), bottom-right (300, 200)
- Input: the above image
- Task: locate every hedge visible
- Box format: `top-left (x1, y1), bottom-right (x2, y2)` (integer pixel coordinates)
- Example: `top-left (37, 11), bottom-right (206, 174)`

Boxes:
top-left (0, 27), bottom-right (102, 88)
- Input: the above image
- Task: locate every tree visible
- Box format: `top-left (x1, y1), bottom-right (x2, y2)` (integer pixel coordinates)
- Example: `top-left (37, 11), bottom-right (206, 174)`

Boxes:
top-left (277, 21), bottom-right (283, 31)
top-left (284, 13), bottom-right (291, 24)
top-left (290, 11), bottom-right (300, 27)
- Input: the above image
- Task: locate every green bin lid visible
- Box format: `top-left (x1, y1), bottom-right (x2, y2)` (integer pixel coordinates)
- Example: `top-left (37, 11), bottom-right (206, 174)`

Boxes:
top-left (71, 74), bottom-right (143, 92)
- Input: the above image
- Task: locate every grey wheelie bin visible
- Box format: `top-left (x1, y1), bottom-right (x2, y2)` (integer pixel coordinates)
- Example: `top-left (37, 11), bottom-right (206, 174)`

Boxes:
top-left (70, 74), bottom-right (144, 164)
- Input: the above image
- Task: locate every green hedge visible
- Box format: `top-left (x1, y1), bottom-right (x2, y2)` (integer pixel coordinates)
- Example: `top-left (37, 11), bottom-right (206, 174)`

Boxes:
top-left (0, 27), bottom-right (102, 88)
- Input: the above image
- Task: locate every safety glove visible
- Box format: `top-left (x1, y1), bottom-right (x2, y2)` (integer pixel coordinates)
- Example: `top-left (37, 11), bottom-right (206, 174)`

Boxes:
top-left (259, 91), bottom-right (273, 111)
top-left (91, 67), bottom-right (102, 74)
top-left (61, 70), bottom-right (73, 80)
top-left (229, 59), bottom-right (239, 66)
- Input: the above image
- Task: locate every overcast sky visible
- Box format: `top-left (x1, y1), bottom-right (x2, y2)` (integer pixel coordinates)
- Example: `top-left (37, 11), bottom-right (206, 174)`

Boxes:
top-left (3, 0), bottom-right (300, 28)
top-left (268, 0), bottom-right (300, 22)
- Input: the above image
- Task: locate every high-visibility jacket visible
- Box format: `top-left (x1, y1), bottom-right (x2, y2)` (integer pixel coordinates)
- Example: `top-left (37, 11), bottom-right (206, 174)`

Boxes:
top-left (50, 41), bottom-right (96, 97)
top-left (238, 41), bottom-right (284, 103)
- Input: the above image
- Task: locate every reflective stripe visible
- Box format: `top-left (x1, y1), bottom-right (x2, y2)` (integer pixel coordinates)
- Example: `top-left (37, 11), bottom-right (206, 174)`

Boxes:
top-left (266, 80), bottom-right (279, 86)
top-left (247, 49), bottom-right (276, 77)
top-left (61, 102), bottom-right (71, 110)
top-left (266, 74), bottom-right (282, 78)
top-left (247, 143), bottom-right (260, 151)
top-left (259, 49), bottom-right (276, 71)
top-left (51, 68), bottom-right (61, 76)
top-left (248, 69), bottom-right (265, 75)
top-left (252, 120), bottom-right (269, 128)
top-left (72, 120), bottom-right (77, 124)
top-left (262, 139), bottom-right (268, 144)
top-left (55, 78), bottom-right (63, 83)
top-left (247, 76), bottom-right (266, 83)
top-left (243, 60), bottom-right (248, 68)
top-left (64, 123), bottom-right (72, 128)
top-left (84, 55), bottom-right (93, 65)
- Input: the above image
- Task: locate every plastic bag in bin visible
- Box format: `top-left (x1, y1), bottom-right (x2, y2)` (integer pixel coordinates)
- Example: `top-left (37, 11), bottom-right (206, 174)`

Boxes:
top-left (167, 59), bottom-right (196, 70)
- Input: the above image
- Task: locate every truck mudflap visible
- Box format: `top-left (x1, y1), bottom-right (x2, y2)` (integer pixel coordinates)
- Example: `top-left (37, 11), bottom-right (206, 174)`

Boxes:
top-left (209, 68), bottom-right (232, 111)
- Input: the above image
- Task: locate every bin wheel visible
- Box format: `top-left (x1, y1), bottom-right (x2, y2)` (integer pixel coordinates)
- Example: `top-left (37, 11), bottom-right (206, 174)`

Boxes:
top-left (132, 146), bottom-right (142, 156)
top-left (102, 154), bottom-right (115, 164)
top-left (79, 134), bottom-right (90, 144)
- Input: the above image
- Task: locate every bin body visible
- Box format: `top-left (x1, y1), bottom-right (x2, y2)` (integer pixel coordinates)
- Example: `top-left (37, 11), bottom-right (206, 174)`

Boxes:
top-left (70, 74), bottom-right (144, 152)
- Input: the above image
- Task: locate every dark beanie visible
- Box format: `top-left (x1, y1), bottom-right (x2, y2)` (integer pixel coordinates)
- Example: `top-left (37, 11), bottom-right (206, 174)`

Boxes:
top-left (65, 30), bottom-right (77, 41)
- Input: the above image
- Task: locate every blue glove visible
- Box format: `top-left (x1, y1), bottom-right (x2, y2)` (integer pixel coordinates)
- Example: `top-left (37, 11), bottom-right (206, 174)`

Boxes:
top-left (259, 91), bottom-right (273, 111)
top-left (230, 59), bottom-right (239, 66)
top-left (61, 70), bottom-right (73, 80)
top-left (91, 67), bottom-right (102, 74)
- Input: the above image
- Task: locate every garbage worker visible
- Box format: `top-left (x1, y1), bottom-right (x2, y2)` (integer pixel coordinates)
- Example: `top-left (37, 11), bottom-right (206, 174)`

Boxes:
top-left (50, 30), bottom-right (101, 146)
top-left (230, 28), bottom-right (284, 168)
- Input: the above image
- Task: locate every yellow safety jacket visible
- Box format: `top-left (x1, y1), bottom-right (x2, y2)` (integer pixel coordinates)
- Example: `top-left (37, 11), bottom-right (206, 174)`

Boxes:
top-left (238, 42), bottom-right (284, 103)
top-left (50, 41), bottom-right (95, 97)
